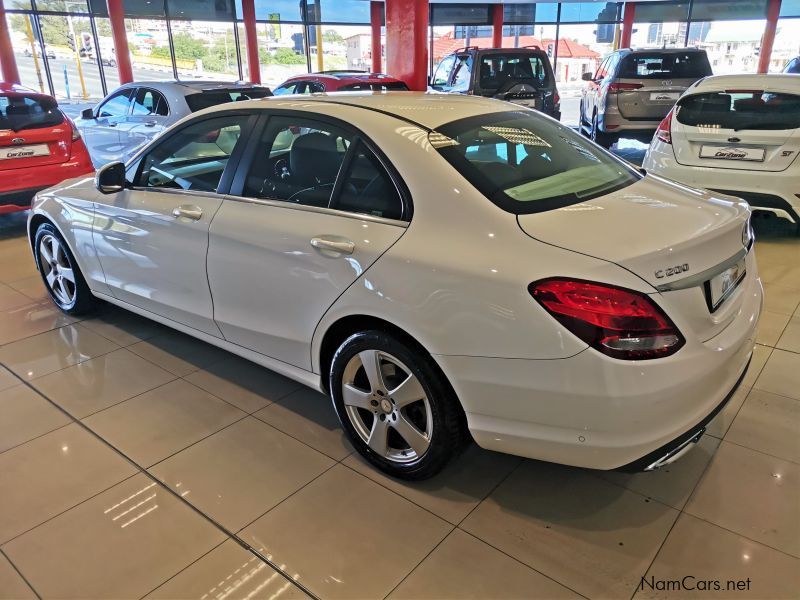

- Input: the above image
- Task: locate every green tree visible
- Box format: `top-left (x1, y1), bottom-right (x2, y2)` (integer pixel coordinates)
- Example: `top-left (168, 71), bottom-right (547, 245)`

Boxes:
top-left (322, 29), bottom-right (344, 44)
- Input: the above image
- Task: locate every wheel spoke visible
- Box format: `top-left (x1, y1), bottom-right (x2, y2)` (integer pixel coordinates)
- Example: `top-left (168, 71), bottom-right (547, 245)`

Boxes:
top-left (60, 267), bottom-right (75, 284)
top-left (50, 237), bottom-right (61, 263)
top-left (389, 374), bottom-right (425, 409)
top-left (358, 350), bottom-right (386, 394)
top-left (39, 240), bottom-right (52, 264)
top-left (342, 383), bottom-right (372, 410)
top-left (367, 417), bottom-right (389, 455)
top-left (392, 413), bottom-right (430, 456)
top-left (55, 278), bottom-right (69, 302)
top-left (45, 269), bottom-right (57, 288)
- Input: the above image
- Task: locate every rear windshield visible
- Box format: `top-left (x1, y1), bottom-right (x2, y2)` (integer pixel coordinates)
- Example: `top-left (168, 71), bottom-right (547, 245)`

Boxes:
top-left (0, 94), bottom-right (63, 132)
top-left (432, 112), bottom-right (639, 214)
top-left (619, 52), bottom-right (711, 79)
top-left (339, 82), bottom-right (409, 91)
top-left (185, 89), bottom-right (272, 112)
top-left (479, 54), bottom-right (551, 91)
top-left (677, 91), bottom-right (800, 130)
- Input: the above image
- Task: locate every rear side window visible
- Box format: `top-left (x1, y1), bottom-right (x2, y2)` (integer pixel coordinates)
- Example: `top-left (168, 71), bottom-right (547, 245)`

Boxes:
top-left (619, 52), bottom-right (711, 79)
top-left (186, 89), bottom-right (272, 112)
top-left (339, 82), bottom-right (410, 91)
top-left (677, 91), bottom-right (800, 130)
top-left (478, 53), bottom-right (551, 91)
top-left (333, 142), bottom-right (403, 220)
top-left (132, 88), bottom-right (168, 116)
top-left (0, 94), bottom-right (63, 131)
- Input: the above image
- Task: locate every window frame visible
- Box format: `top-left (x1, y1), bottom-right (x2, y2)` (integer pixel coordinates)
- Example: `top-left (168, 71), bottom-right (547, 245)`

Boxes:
top-left (228, 109), bottom-right (413, 224)
top-left (131, 87), bottom-right (170, 117)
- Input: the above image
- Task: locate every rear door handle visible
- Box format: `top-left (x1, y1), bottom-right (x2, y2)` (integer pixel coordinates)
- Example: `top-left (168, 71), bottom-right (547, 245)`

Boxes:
top-left (172, 205), bottom-right (203, 221)
top-left (144, 120), bottom-right (157, 127)
top-left (310, 236), bottom-right (355, 255)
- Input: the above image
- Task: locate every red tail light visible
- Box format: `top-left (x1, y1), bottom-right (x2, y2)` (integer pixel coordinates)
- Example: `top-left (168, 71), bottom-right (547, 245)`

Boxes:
top-left (608, 82), bottom-right (643, 94)
top-left (65, 115), bottom-right (81, 141)
top-left (655, 108), bottom-right (674, 144)
top-left (529, 278), bottom-right (685, 360)
top-left (553, 91), bottom-right (560, 105)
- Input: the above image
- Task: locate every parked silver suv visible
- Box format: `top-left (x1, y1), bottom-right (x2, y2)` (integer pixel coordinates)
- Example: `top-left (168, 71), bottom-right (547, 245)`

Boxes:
top-left (580, 47), bottom-right (712, 147)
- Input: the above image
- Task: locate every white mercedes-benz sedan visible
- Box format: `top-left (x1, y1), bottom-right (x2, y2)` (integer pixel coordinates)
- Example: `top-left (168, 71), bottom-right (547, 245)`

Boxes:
top-left (28, 93), bottom-right (762, 479)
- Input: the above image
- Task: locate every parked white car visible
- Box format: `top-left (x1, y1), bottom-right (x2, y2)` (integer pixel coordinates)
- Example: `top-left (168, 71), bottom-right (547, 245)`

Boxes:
top-left (643, 74), bottom-right (800, 227)
top-left (28, 93), bottom-right (761, 479)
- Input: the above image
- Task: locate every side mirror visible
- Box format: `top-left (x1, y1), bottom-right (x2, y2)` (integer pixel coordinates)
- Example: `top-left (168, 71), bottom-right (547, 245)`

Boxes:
top-left (95, 161), bottom-right (127, 194)
top-left (81, 107), bottom-right (95, 120)
top-left (581, 72), bottom-right (594, 82)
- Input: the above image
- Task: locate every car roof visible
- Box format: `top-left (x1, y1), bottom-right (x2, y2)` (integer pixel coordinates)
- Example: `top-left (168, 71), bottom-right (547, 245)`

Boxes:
top-left (690, 74), bottom-right (800, 95)
top-left (620, 47), bottom-right (707, 54)
top-left (450, 47), bottom-right (547, 56)
top-left (283, 72), bottom-right (405, 84)
top-left (116, 80), bottom-right (269, 92)
top-left (198, 91), bottom-right (511, 130)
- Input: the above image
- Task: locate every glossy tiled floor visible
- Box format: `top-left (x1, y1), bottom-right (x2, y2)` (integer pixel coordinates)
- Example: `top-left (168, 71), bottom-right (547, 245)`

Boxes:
top-left (0, 211), bottom-right (798, 600)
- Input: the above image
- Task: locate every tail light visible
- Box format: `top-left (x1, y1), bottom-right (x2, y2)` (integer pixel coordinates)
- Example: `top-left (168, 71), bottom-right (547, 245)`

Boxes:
top-left (655, 108), bottom-right (674, 144)
top-left (529, 278), bottom-right (685, 360)
top-left (553, 91), bottom-right (560, 106)
top-left (608, 82), bottom-right (643, 94)
top-left (65, 115), bottom-right (81, 141)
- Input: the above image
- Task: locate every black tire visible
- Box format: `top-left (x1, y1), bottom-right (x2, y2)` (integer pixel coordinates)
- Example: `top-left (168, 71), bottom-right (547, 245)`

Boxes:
top-left (34, 223), bottom-right (99, 316)
top-left (591, 112), bottom-right (615, 148)
top-left (330, 330), bottom-right (467, 480)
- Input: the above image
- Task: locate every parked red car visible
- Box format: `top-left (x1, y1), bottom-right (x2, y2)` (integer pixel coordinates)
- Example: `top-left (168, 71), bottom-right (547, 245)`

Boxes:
top-left (0, 83), bottom-right (94, 214)
top-left (273, 71), bottom-right (410, 94)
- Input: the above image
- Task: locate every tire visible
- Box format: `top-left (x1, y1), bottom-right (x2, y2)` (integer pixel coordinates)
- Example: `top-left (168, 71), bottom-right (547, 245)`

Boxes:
top-left (34, 223), bottom-right (98, 316)
top-left (330, 330), bottom-right (467, 480)
top-left (591, 112), bottom-right (614, 148)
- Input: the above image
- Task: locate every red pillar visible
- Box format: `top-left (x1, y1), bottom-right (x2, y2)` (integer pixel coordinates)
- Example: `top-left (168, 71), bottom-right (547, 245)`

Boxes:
top-left (385, 0), bottom-right (428, 91)
top-left (370, 1), bottom-right (382, 73)
top-left (0, 0), bottom-right (21, 84)
top-left (491, 4), bottom-right (503, 49)
top-left (758, 0), bottom-right (781, 73)
top-left (620, 2), bottom-right (636, 49)
top-left (241, 0), bottom-right (260, 83)
top-left (106, 0), bottom-right (133, 84)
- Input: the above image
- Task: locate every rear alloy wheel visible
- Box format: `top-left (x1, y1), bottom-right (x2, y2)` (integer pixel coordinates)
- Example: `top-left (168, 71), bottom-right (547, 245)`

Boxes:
top-left (330, 331), bottom-right (466, 480)
top-left (34, 223), bottom-right (98, 315)
top-left (591, 112), bottom-right (614, 148)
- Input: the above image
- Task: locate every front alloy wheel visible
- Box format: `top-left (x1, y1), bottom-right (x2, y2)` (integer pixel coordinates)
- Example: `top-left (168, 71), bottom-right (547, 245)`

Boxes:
top-left (34, 223), bottom-right (98, 315)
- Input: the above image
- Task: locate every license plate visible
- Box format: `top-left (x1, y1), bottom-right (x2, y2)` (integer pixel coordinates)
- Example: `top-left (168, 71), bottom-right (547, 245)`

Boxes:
top-left (700, 145), bottom-right (765, 162)
top-left (650, 92), bottom-right (680, 101)
top-left (706, 259), bottom-right (746, 311)
top-left (0, 144), bottom-right (50, 160)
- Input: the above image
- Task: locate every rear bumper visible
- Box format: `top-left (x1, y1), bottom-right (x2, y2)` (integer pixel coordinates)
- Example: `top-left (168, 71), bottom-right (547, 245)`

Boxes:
top-left (0, 187), bottom-right (47, 213)
top-left (643, 147), bottom-right (800, 222)
top-left (435, 271), bottom-right (762, 470)
top-left (0, 158), bottom-right (94, 209)
top-left (600, 106), bottom-right (660, 138)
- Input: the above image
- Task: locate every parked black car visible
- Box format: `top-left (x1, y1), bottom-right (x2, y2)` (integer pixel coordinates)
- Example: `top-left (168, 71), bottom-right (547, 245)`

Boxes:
top-left (430, 47), bottom-right (561, 120)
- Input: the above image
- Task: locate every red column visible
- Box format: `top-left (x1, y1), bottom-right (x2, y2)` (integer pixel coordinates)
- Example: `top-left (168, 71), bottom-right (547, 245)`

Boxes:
top-left (106, 0), bottom-right (133, 84)
top-left (385, 0), bottom-right (428, 91)
top-left (370, 1), bottom-right (382, 73)
top-left (491, 4), bottom-right (503, 49)
top-left (758, 0), bottom-right (782, 73)
top-left (619, 2), bottom-right (636, 49)
top-left (0, 0), bottom-right (21, 84)
top-left (241, 0), bottom-right (260, 83)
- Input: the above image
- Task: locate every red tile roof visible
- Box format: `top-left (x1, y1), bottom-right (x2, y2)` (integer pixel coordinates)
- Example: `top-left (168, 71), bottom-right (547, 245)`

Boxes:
top-left (431, 32), bottom-right (600, 63)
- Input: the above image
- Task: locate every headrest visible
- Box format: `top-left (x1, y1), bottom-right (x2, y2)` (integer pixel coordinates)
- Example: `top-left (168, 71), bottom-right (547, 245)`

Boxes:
top-left (290, 132), bottom-right (341, 182)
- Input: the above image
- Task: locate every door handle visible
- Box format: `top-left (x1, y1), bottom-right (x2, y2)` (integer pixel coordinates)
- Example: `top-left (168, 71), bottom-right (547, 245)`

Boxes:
top-left (108, 122), bottom-right (117, 127)
top-left (172, 205), bottom-right (203, 221)
top-left (310, 237), bottom-right (355, 255)
top-left (144, 120), bottom-right (157, 127)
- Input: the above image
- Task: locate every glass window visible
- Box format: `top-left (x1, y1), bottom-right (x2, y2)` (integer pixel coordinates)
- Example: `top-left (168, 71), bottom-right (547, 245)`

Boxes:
top-left (184, 88), bottom-right (271, 112)
top-left (451, 55), bottom-right (473, 92)
top-left (478, 53), bottom-right (551, 91)
top-left (132, 88), bottom-right (169, 116)
top-left (558, 2), bottom-right (620, 23)
top-left (137, 115), bottom-right (247, 192)
top-left (307, 25), bottom-right (371, 72)
top-left (689, 0), bottom-right (768, 21)
top-left (676, 91), bottom-right (800, 130)
top-left (168, 0), bottom-right (235, 21)
top-left (306, 0), bottom-right (370, 24)
top-left (533, 3), bottom-right (560, 22)
top-left (339, 81), bottom-right (409, 91)
top-left (242, 117), bottom-right (351, 207)
top-left (5, 13), bottom-right (48, 94)
top-left (273, 83), bottom-right (297, 95)
top-left (0, 93), bottom-right (63, 131)
top-left (431, 4), bottom-right (492, 26)
top-left (636, 1), bottom-right (690, 22)
top-left (432, 55), bottom-right (456, 87)
top-left (333, 142), bottom-right (403, 220)
top-left (98, 89), bottom-right (133, 117)
top-left (255, 22), bottom-right (308, 87)
top-left (504, 4), bottom-right (534, 24)
top-left (169, 20), bottom-right (239, 81)
top-left (780, 0), bottom-right (800, 17)
top-left (785, 58), bottom-right (800, 74)
top-left (618, 52), bottom-right (712, 79)
top-left (431, 112), bottom-right (639, 214)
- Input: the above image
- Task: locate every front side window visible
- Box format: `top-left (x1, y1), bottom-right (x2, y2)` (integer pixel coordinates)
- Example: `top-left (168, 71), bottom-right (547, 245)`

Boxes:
top-left (273, 83), bottom-right (297, 96)
top-left (432, 56), bottom-right (456, 87)
top-left (432, 111), bottom-right (639, 214)
top-left (619, 52), bottom-right (711, 79)
top-left (677, 91), bottom-right (800, 130)
top-left (242, 117), bottom-right (351, 207)
top-left (132, 88), bottom-right (168, 116)
top-left (451, 55), bottom-right (474, 93)
top-left (98, 89), bottom-right (133, 117)
top-left (136, 115), bottom-right (248, 192)
top-left (478, 53), bottom-right (550, 91)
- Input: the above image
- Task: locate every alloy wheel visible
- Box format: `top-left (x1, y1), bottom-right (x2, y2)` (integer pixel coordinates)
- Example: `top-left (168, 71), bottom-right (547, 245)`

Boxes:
top-left (39, 233), bottom-right (76, 306)
top-left (341, 349), bottom-right (433, 464)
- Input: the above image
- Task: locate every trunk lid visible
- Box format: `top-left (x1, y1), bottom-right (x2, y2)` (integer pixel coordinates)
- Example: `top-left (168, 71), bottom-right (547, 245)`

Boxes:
top-left (615, 77), bottom-right (697, 121)
top-left (517, 176), bottom-right (753, 341)
top-left (671, 89), bottom-right (800, 172)
top-left (0, 93), bottom-right (71, 170)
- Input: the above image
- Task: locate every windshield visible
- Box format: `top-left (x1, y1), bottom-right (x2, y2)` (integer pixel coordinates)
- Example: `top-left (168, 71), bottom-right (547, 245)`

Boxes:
top-left (185, 89), bottom-right (272, 112)
top-left (432, 112), bottom-right (639, 214)
top-left (677, 91), bottom-right (800, 130)
top-left (0, 94), bottom-right (63, 132)
top-left (619, 52), bottom-right (711, 79)
top-left (479, 54), bottom-right (550, 90)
